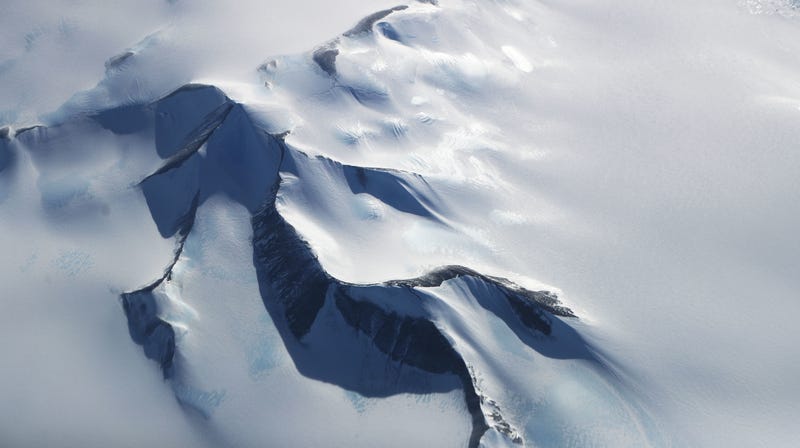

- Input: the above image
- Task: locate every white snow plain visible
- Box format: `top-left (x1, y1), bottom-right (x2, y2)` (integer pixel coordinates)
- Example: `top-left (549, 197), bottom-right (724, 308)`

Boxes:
top-left (2, 0), bottom-right (800, 447)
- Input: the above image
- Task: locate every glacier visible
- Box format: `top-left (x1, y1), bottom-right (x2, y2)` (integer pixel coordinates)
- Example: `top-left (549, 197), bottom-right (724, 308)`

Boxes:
top-left (1, 0), bottom-right (799, 447)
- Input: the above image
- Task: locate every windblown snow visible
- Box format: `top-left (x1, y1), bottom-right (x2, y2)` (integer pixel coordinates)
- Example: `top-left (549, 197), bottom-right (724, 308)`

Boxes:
top-left (1, 1), bottom-right (799, 447)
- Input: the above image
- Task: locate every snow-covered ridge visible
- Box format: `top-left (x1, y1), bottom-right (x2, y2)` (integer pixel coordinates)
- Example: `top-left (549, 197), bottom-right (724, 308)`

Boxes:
top-left (3, 0), bottom-right (798, 446)
top-left (2, 68), bottom-right (654, 445)
top-left (0, 3), bottom-right (678, 446)
top-left (114, 83), bottom-right (587, 446)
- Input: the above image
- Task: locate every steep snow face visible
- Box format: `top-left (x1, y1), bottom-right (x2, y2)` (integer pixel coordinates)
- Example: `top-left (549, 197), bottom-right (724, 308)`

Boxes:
top-left (2, 0), bottom-right (800, 447)
top-left (1, 76), bottom-right (656, 446)
top-left (253, 2), bottom-right (800, 446)
top-left (112, 85), bottom-right (638, 447)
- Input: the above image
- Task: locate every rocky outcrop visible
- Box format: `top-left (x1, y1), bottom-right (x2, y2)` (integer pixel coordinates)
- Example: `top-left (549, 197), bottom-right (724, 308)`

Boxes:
top-left (120, 194), bottom-right (198, 378)
top-left (118, 83), bottom-right (580, 447)
top-left (251, 184), bottom-right (331, 339)
top-left (343, 5), bottom-right (409, 37)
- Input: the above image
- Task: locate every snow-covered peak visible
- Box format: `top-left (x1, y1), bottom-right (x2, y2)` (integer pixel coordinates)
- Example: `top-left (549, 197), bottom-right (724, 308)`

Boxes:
top-left (2, 1), bottom-right (799, 447)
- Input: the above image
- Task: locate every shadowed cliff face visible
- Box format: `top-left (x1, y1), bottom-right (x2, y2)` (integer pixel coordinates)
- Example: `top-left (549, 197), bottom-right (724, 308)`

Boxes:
top-left (0, 129), bottom-right (13, 174)
top-left (4, 79), bottom-right (596, 446)
top-left (120, 194), bottom-right (198, 378)
top-left (112, 83), bottom-right (592, 447)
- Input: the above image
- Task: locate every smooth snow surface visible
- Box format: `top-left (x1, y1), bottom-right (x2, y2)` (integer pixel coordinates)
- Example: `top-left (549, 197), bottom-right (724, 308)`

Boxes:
top-left (2, 0), bottom-right (799, 447)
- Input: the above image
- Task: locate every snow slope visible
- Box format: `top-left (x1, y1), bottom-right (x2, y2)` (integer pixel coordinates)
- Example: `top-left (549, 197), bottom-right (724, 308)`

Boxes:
top-left (2, 0), bottom-right (799, 447)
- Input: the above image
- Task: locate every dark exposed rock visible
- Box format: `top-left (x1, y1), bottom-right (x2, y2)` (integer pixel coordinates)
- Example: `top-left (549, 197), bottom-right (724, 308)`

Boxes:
top-left (335, 286), bottom-right (460, 373)
top-left (249, 193), bottom-right (492, 444)
top-left (145, 101), bottom-right (234, 180)
top-left (313, 6), bottom-right (407, 80)
top-left (120, 193), bottom-right (197, 377)
top-left (386, 265), bottom-right (575, 321)
top-left (155, 84), bottom-right (230, 158)
top-left (252, 184), bottom-right (332, 339)
top-left (312, 43), bottom-right (340, 77)
top-left (13, 125), bottom-right (44, 137)
top-left (334, 285), bottom-right (488, 447)
top-left (344, 5), bottom-right (409, 37)
top-left (119, 82), bottom-right (581, 447)
top-left (506, 291), bottom-right (553, 335)
top-left (0, 129), bottom-right (12, 173)
top-left (121, 285), bottom-right (175, 376)
top-left (105, 50), bottom-right (134, 71)
top-left (386, 265), bottom-right (484, 288)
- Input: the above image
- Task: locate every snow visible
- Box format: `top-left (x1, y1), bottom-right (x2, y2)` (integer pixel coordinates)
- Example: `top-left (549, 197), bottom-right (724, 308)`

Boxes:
top-left (2, 0), bottom-right (800, 447)
top-left (501, 46), bottom-right (533, 73)
top-left (0, 0), bottom-right (404, 126)
top-left (158, 195), bottom-right (473, 447)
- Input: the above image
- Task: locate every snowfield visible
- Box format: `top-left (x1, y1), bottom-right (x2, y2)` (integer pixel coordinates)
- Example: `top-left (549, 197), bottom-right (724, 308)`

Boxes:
top-left (1, 0), bottom-right (799, 447)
